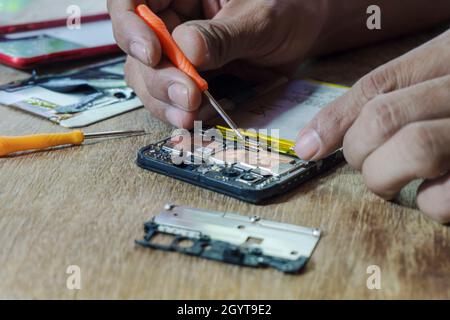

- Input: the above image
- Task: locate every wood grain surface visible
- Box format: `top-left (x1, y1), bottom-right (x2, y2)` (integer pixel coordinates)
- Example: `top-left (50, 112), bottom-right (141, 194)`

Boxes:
top-left (0, 1), bottom-right (449, 299)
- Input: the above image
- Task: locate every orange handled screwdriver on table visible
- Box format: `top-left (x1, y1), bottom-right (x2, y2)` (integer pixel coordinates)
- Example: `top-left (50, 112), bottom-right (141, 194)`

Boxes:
top-left (136, 4), bottom-right (246, 143)
top-left (0, 130), bottom-right (145, 157)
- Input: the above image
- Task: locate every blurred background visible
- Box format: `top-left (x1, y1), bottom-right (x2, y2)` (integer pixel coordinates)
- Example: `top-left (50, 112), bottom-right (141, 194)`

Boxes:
top-left (0, 0), bottom-right (107, 26)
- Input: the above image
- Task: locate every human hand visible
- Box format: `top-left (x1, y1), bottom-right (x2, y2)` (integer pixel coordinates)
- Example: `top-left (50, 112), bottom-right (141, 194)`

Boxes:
top-left (107, 0), bottom-right (327, 128)
top-left (295, 29), bottom-right (450, 223)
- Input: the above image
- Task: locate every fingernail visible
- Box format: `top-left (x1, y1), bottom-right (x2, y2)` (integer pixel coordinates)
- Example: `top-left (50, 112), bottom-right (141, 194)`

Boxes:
top-left (130, 41), bottom-right (151, 65)
top-left (168, 83), bottom-right (189, 108)
top-left (294, 129), bottom-right (321, 160)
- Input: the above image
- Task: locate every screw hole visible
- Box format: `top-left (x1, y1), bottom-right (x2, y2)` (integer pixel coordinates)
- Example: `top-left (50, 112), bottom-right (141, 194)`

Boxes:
top-left (177, 239), bottom-right (195, 248)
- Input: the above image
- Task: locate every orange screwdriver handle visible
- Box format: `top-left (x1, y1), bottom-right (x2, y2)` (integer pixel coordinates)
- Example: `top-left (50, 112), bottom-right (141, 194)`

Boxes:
top-left (136, 4), bottom-right (209, 91)
top-left (0, 131), bottom-right (85, 157)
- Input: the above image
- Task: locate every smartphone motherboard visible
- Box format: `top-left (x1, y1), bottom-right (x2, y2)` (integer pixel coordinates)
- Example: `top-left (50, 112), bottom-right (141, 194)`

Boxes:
top-left (137, 77), bottom-right (347, 203)
top-left (137, 130), bottom-right (343, 204)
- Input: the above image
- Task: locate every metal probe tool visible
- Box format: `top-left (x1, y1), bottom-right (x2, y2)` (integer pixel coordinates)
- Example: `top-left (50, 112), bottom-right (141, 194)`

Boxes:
top-left (0, 130), bottom-right (146, 156)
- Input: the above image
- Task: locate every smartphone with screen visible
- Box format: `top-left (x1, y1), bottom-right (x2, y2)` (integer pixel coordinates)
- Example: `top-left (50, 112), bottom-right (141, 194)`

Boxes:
top-left (0, 14), bottom-right (120, 69)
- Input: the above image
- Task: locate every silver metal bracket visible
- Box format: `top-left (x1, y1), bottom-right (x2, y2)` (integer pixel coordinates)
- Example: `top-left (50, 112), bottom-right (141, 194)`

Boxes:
top-left (136, 204), bottom-right (321, 274)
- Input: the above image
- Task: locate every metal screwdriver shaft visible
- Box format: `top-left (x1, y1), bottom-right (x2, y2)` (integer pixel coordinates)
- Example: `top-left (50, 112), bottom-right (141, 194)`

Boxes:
top-left (84, 130), bottom-right (146, 139)
top-left (203, 90), bottom-right (246, 142)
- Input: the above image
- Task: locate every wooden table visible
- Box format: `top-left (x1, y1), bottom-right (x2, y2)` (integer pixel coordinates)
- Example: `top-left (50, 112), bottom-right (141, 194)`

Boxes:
top-left (0, 1), bottom-right (449, 299)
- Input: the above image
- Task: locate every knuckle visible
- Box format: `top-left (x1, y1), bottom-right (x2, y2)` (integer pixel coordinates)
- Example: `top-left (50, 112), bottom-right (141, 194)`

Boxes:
top-left (363, 96), bottom-right (401, 140)
top-left (191, 21), bottom-right (234, 67)
top-left (246, 1), bottom-right (299, 61)
top-left (400, 124), bottom-right (443, 177)
top-left (209, 23), bottom-right (233, 64)
top-left (357, 66), bottom-right (398, 102)
top-left (357, 73), bottom-right (383, 102)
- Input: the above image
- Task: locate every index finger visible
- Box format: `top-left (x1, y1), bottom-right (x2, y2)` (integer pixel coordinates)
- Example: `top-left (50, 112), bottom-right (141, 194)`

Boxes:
top-left (361, 119), bottom-right (450, 200)
top-left (294, 31), bottom-right (450, 161)
top-left (107, 0), bottom-right (162, 66)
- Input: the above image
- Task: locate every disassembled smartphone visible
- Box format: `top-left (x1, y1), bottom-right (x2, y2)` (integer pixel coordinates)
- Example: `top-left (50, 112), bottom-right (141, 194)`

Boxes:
top-left (137, 78), bottom-right (347, 204)
top-left (0, 57), bottom-right (142, 128)
top-left (136, 204), bottom-right (321, 273)
top-left (138, 129), bottom-right (343, 204)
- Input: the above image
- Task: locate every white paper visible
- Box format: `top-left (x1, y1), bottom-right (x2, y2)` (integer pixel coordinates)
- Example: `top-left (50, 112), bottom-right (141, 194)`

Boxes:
top-left (230, 80), bottom-right (348, 142)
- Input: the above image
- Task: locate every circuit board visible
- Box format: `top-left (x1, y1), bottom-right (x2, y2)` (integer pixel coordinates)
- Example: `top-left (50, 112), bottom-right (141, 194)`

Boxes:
top-left (137, 130), bottom-right (343, 203)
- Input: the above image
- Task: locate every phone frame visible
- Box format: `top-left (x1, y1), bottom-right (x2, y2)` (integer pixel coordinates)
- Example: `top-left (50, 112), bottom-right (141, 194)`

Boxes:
top-left (0, 14), bottom-right (120, 69)
top-left (137, 141), bottom-right (344, 204)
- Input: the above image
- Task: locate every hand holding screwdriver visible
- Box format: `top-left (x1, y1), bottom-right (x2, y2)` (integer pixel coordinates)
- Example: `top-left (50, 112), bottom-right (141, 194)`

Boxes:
top-left (135, 4), bottom-right (245, 142)
top-left (107, 0), bottom-right (320, 129)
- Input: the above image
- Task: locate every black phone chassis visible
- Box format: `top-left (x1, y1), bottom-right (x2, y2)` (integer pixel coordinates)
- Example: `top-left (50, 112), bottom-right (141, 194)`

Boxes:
top-left (137, 132), bottom-right (343, 204)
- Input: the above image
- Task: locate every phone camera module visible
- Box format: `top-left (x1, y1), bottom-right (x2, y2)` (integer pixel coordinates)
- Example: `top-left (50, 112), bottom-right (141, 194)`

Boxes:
top-left (240, 173), bottom-right (258, 182)
top-left (221, 167), bottom-right (240, 177)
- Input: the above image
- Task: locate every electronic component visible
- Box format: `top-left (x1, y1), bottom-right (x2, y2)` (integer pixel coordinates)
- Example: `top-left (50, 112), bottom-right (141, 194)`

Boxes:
top-left (137, 130), bottom-right (343, 203)
top-left (136, 204), bottom-right (321, 273)
top-left (137, 78), bottom-right (347, 203)
top-left (0, 57), bottom-right (142, 128)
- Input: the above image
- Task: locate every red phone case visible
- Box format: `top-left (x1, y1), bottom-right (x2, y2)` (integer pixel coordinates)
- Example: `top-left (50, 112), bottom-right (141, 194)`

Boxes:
top-left (0, 14), bottom-right (121, 69)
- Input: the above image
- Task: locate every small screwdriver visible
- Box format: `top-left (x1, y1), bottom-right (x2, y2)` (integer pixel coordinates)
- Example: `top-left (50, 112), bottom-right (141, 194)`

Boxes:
top-left (0, 130), bottom-right (145, 157)
top-left (136, 4), bottom-right (246, 143)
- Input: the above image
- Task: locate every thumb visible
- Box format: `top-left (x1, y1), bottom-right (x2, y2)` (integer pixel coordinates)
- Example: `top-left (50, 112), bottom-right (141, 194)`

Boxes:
top-left (294, 90), bottom-right (362, 161)
top-left (172, 4), bottom-right (261, 70)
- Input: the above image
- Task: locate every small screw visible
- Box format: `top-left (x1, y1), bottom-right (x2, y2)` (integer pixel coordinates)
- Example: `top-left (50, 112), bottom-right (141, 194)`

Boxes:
top-left (250, 216), bottom-right (261, 222)
top-left (164, 203), bottom-right (175, 211)
top-left (313, 229), bottom-right (321, 237)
